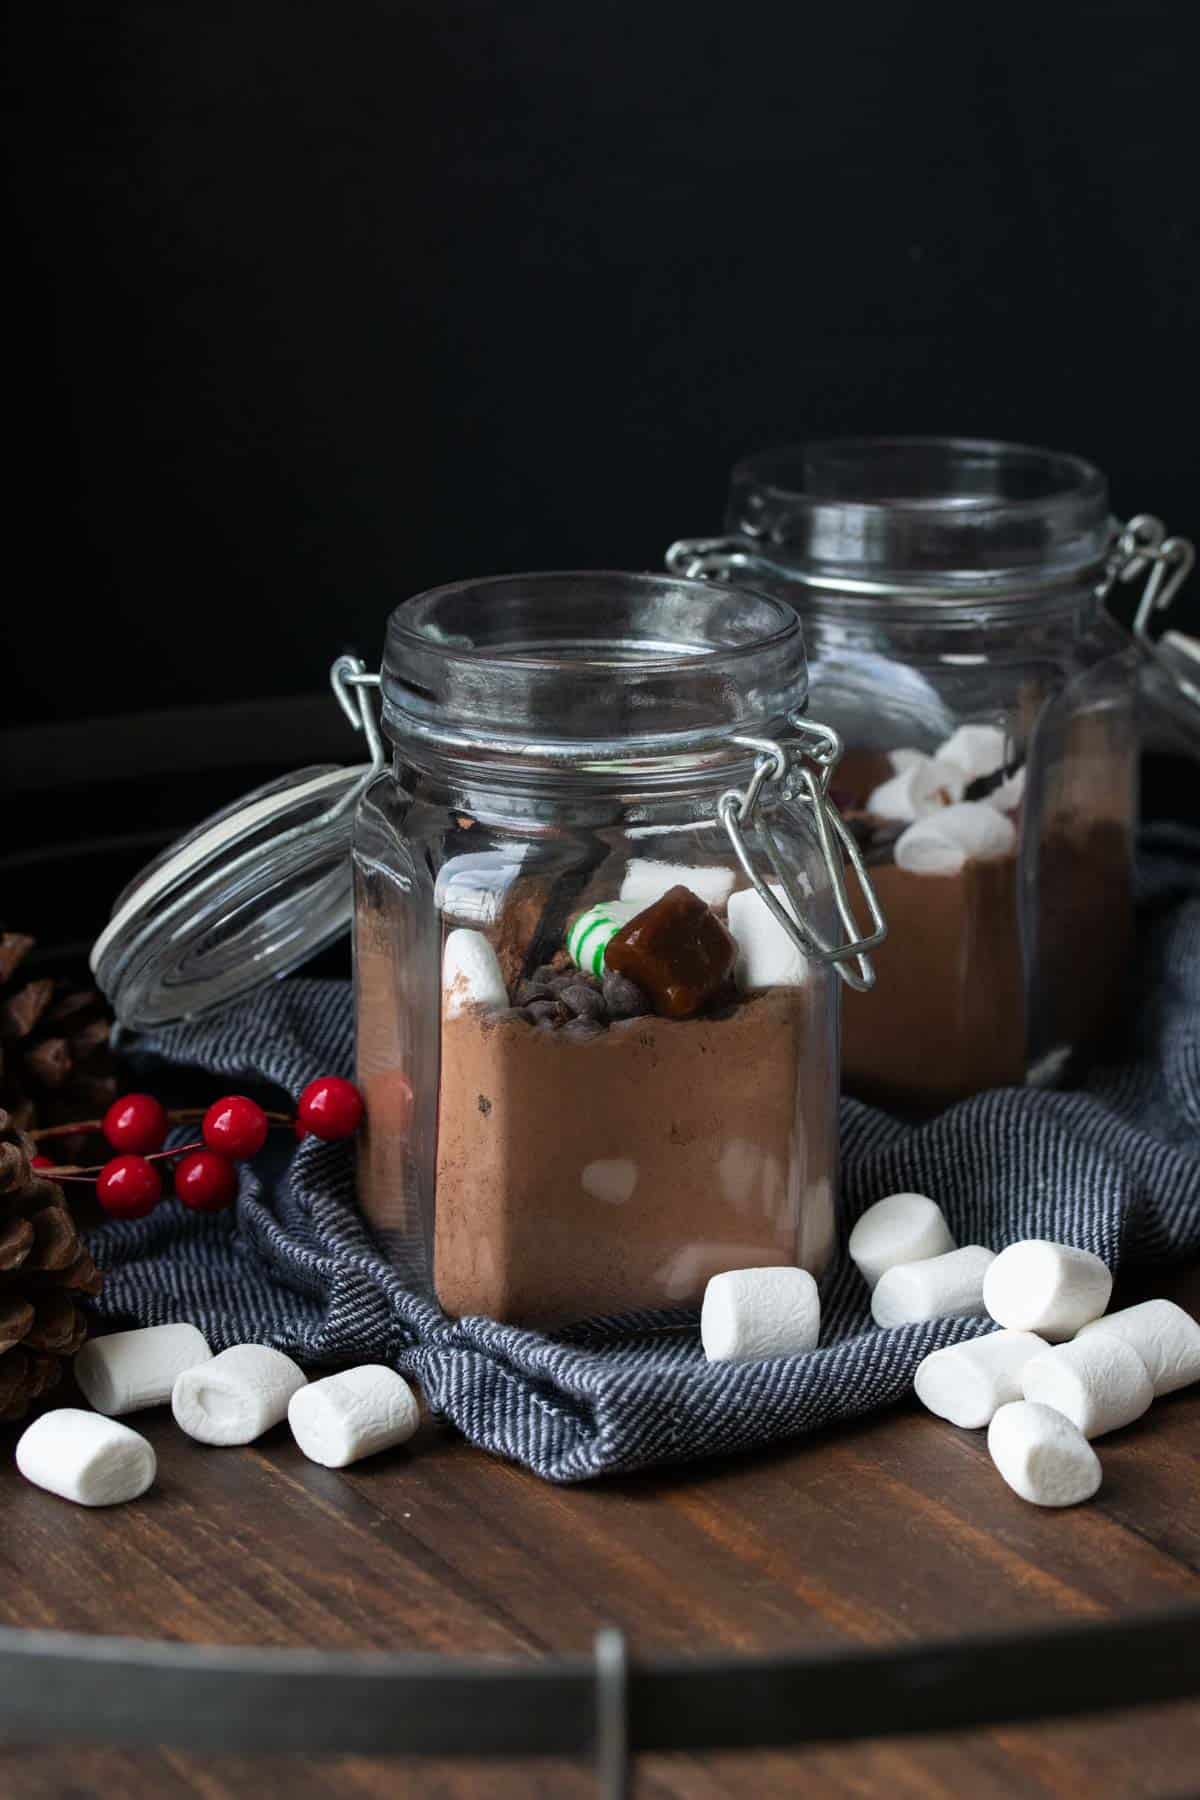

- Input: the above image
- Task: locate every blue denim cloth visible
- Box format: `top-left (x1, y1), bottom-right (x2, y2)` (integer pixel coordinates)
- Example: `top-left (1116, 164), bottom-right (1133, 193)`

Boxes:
top-left (87, 824), bottom-right (1200, 1482)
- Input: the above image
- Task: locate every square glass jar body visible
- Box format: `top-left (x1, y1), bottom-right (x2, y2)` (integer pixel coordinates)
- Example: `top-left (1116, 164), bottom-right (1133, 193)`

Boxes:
top-left (670, 438), bottom-right (1139, 1108)
top-left (352, 572), bottom-right (843, 1329)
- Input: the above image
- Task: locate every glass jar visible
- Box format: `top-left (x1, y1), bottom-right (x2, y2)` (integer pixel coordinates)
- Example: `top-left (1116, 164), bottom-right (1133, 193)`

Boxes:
top-left (353, 571), bottom-right (882, 1327)
top-left (668, 439), bottom-right (1193, 1110)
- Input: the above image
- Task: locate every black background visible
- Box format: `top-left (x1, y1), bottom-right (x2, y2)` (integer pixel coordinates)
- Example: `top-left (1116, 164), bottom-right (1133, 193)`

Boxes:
top-left (4, 0), bottom-right (1199, 729)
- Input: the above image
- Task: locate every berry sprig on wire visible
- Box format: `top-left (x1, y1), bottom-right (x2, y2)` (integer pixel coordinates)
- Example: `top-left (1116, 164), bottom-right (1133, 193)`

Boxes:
top-left (28, 1077), bottom-right (365, 1220)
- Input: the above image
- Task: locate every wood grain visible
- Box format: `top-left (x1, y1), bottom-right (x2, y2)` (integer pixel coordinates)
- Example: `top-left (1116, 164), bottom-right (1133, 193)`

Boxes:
top-left (1, 1268), bottom-right (1198, 1797)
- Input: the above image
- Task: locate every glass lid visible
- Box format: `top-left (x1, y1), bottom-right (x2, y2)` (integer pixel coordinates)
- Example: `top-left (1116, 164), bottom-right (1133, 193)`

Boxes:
top-left (91, 658), bottom-right (383, 1029)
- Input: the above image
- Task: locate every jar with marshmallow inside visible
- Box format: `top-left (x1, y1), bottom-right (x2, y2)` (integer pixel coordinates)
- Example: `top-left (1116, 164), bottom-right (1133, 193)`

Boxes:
top-left (667, 438), bottom-right (1174, 1109)
top-left (354, 572), bottom-right (883, 1328)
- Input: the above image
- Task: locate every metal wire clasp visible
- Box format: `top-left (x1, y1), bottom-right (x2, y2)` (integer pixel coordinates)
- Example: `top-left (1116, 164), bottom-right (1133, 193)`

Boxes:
top-left (327, 654), bottom-right (386, 815)
top-left (718, 725), bottom-right (886, 993)
top-left (1098, 513), bottom-right (1196, 643)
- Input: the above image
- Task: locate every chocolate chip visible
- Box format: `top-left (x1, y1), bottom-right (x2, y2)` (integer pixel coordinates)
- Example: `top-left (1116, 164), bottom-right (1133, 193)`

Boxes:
top-left (477, 1094), bottom-right (492, 1115)
top-left (557, 982), bottom-right (608, 1022)
top-left (530, 964), bottom-right (561, 988)
top-left (492, 1007), bottom-right (532, 1025)
top-left (602, 970), bottom-right (650, 1019)
top-left (515, 979), bottom-right (555, 1005)
top-left (560, 1016), bottom-right (607, 1042)
top-left (547, 971), bottom-right (581, 995)
top-left (525, 999), bottom-right (570, 1028)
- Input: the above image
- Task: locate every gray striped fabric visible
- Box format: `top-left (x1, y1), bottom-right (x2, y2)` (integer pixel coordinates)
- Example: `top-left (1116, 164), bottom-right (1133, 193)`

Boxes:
top-left (88, 824), bottom-right (1200, 1483)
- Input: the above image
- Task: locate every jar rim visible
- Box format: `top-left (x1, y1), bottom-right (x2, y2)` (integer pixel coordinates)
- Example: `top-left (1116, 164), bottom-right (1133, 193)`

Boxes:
top-left (381, 570), bottom-right (810, 773)
top-left (725, 436), bottom-right (1113, 595)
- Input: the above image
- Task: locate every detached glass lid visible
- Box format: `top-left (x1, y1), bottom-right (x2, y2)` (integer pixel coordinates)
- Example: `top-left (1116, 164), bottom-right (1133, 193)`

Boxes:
top-left (91, 659), bottom-right (384, 1029)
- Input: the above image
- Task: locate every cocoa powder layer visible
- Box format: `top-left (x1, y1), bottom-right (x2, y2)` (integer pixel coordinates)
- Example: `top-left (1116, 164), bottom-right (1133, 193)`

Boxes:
top-left (841, 850), bottom-right (1026, 1107)
top-left (433, 989), bottom-right (835, 1328)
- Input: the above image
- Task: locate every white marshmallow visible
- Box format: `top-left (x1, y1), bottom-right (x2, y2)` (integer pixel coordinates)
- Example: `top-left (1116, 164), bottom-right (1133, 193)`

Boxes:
top-left (913, 1329), bottom-right (1049, 1428)
top-left (442, 928), bottom-right (508, 1018)
top-left (848, 1192), bottom-right (956, 1291)
top-left (727, 884), bottom-right (810, 990)
top-left (288, 1365), bottom-right (419, 1469)
top-left (987, 1400), bottom-right (1102, 1507)
top-left (888, 748), bottom-right (925, 773)
top-left (74, 1323), bottom-right (213, 1417)
top-left (936, 724), bottom-right (1008, 782)
top-left (1021, 1335), bottom-right (1154, 1438)
top-left (866, 756), bottom-right (966, 823)
top-left (172, 1344), bottom-right (307, 1446)
top-left (619, 861), bottom-right (736, 910)
top-left (871, 1245), bottom-right (996, 1329)
top-left (982, 1240), bottom-right (1113, 1342)
top-left (988, 766), bottom-right (1026, 813)
top-left (1076, 1299), bottom-right (1200, 1397)
top-left (893, 802), bottom-right (1017, 875)
top-left (16, 1408), bottom-right (156, 1506)
top-left (701, 1266), bottom-right (820, 1362)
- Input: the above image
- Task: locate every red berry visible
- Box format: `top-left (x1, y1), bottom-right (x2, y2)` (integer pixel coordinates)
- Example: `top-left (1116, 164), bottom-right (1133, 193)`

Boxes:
top-left (96, 1155), bottom-right (162, 1219)
top-left (31, 1154), bottom-right (54, 1170)
top-left (103, 1092), bottom-right (169, 1155)
top-left (175, 1149), bottom-right (239, 1212)
top-left (297, 1075), bottom-right (364, 1141)
top-left (202, 1094), bottom-right (269, 1160)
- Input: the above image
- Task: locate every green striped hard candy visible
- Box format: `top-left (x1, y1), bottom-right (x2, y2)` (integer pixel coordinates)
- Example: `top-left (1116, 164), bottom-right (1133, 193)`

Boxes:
top-left (566, 902), bottom-right (638, 976)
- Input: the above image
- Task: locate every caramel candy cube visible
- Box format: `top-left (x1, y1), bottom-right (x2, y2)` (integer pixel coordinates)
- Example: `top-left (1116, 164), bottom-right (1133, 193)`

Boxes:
top-left (605, 885), bottom-right (736, 1019)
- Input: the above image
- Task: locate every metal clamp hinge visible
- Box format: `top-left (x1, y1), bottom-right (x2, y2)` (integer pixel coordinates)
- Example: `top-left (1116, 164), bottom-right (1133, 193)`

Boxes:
top-left (719, 726), bottom-right (887, 993)
top-left (1098, 513), bottom-right (1196, 644)
top-left (327, 655), bottom-right (386, 816)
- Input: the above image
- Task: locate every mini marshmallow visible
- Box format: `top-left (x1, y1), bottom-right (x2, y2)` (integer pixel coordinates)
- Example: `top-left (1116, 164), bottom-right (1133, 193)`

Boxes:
top-left (701, 1266), bottom-right (820, 1362)
top-left (16, 1408), bottom-right (156, 1507)
top-left (982, 1240), bottom-right (1113, 1342)
top-left (288, 1365), bottom-right (419, 1469)
top-left (619, 861), bottom-right (736, 910)
top-left (74, 1323), bottom-right (213, 1417)
top-left (172, 1344), bottom-right (307, 1446)
top-left (866, 756), bottom-right (966, 823)
top-left (1021, 1335), bottom-right (1153, 1438)
top-left (893, 803), bottom-right (1017, 875)
top-left (442, 928), bottom-right (508, 1019)
top-left (848, 1192), bottom-right (956, 1291)
top-left (1076, 1299), bottom-right (1200, 1397)
top-left (871, 1245), bottom-right (995, 1329)
top-left (987, 1400), bottom-right (1102, 1507)
top-left (936, 724), bottom-right (1008, 782)
top-left (727, 884), bottom-right (810, 991)
top-left (913, 1329), bottom-right (1048, 1428)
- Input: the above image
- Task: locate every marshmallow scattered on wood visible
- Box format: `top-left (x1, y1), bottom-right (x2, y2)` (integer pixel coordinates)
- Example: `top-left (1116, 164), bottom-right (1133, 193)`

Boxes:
top-left (288, 1365), bottom-right (420, 1468)
top-left (936, 724), bottom-right (1008, 782)
top-left (987, 1400), bottom-right (1102, 1507)
top-left (16, 1408), bottom-right (156, 1506)
top-left (442, 929), bottom-right (509, 1018)
top-left (727, 884), bottom-right (810, 990)
top-left (1021, 1335), bottom-right (1154, 1438)
top-left (74, 1323), bottom-right (213, 1417)
top-left (848, 1193), bottom-right (956, 1291)
top-left (871, 1245), bottom-right (995, 1329)
top-left (894, 803), bottom-right (1017, 875)
top-left (1076, 1299), bottom-right (1200, 1397)
top-left (866, 757), bottom-right (966, 823)
top-left (620, 861), bottom-right (735, 910)
top-left (172, 1344), bottom-right (307, 1446)
top-left (913, 1329), bottom-right (1048, 1428)
top-left (982, 1240), bottom-right (1113, 1342)
top-left (701, 1266), bottom-right (820, 1363)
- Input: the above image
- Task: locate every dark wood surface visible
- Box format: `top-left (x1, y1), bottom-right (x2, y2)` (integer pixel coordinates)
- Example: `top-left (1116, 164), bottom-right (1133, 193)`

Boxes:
top-left (2, 1266), bottom-right (1199, 1799)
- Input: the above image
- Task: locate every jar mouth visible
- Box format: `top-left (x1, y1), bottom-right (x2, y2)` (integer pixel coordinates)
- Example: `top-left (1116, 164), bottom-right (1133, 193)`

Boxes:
top-left (382, 570), bottom-right (809, 772)
top-left (728, 437), bottom-right (1113, 595)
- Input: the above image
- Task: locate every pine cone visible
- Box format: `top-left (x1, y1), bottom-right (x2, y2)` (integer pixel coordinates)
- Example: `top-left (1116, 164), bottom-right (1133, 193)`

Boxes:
top-left (0, 927), bottom-right (117, 1149)
top-left (0, 1109), bottom-right (103, 1424)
